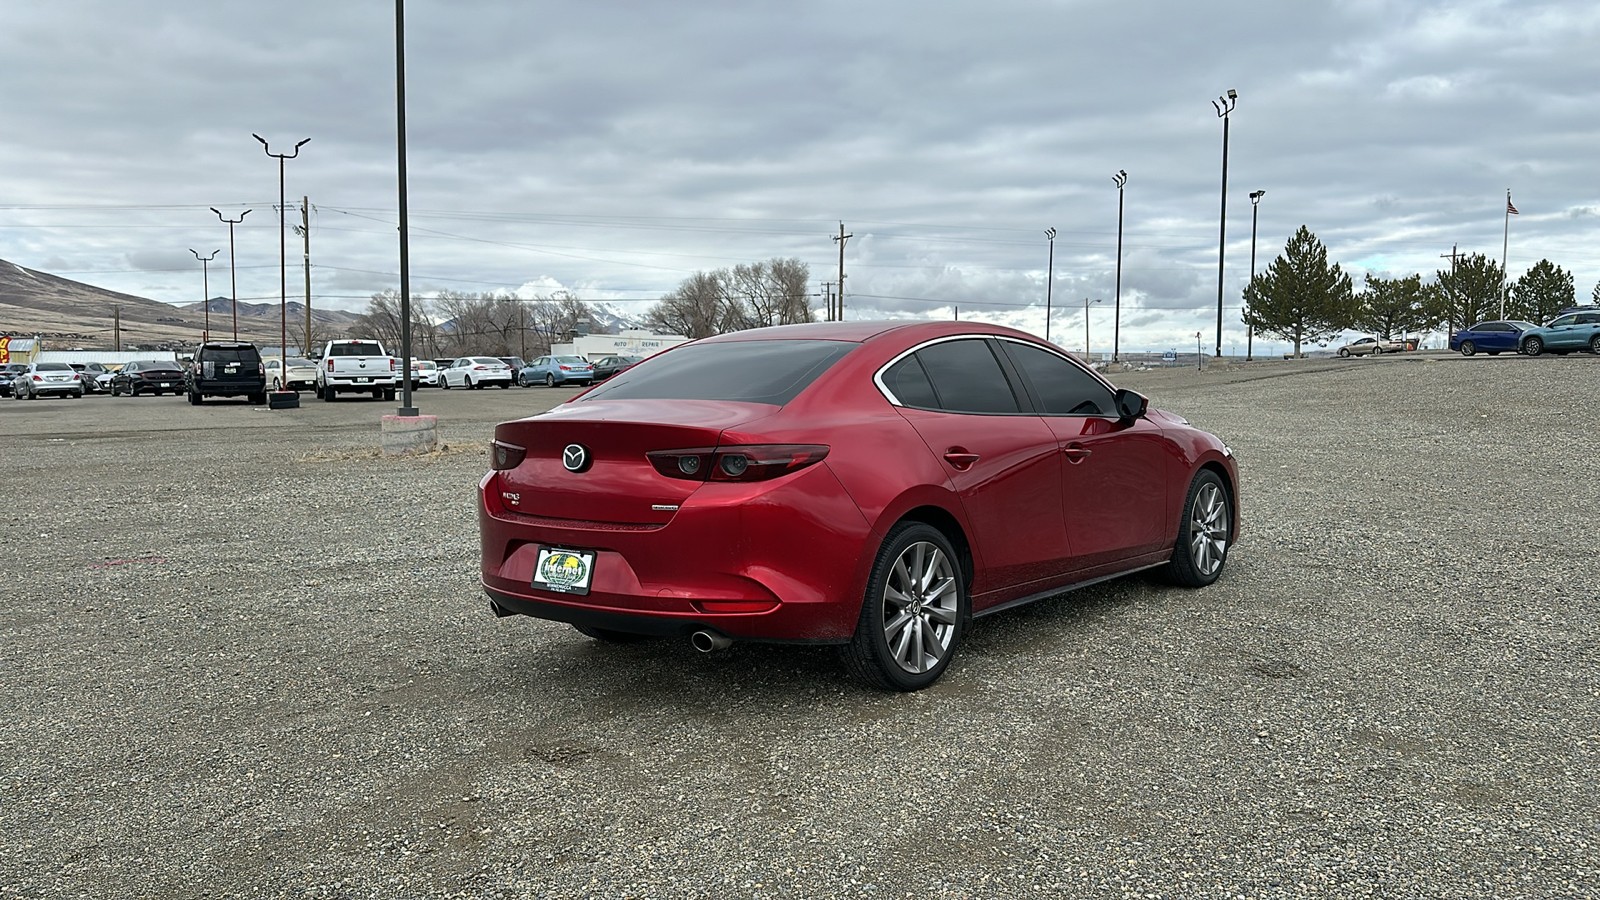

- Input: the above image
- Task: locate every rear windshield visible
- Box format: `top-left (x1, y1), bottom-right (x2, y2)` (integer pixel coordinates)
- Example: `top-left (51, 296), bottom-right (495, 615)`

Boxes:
top-left (36, 362), bottom-right (72, 371)
top-left (582, 339), bottom-right (853, 406)
top-left (329, 342), bottom-right (384, 357)
top-left (204, 347), bottom-right (260, 363)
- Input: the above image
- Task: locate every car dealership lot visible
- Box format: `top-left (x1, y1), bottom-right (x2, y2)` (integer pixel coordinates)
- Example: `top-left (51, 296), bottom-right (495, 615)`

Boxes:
top-left (2, 354), bottom-right (1596, 898)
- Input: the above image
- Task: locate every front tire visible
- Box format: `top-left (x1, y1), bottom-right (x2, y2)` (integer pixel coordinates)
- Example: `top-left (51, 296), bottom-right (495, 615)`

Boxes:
top-left (1338, 348), bottom-right (1350, 358)
top-left (1166, 470), bottom-right (1232, 588)
top-left (1460, 341), bottom-right (1476, 356)
top-left (1523, 337), bottom-right (1544, 356)
top-left (841, 522), bottom-right (968, 692)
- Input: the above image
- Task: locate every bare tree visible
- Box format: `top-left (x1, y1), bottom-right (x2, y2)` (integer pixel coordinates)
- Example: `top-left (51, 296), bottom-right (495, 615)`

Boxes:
top-left (648, 259), bottom-right (810, 337)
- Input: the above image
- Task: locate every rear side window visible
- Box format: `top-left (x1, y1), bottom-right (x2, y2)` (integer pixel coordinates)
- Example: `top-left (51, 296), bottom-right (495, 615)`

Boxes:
top-left (584, 339), bottom-right (853, 405)
top-left (913, 339), bottom-right (1021, 414)
top-left (881, 355), bottom-right (940, 409)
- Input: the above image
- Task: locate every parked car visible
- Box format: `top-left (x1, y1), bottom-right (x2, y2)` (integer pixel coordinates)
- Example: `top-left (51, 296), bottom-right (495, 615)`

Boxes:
top-left (111, 360), bottom-right (187, 397)
top-left (590, 354), bottom-right (643, 382)
top-left (1335, 336), bottom-right (1405, 357)
top-left (11, 362), bottom-right (84, 399)
top-left (409, 359), bottom-right (440, 389)
top-left (264, 357), bottom-right (317, 391)
top-left (316, 339), bottom-right (399, 402)
top-left (499, 356), bottom-right (527, 374)
top-left (1450, 320), bottom-right (1538, 356)
top-left (518, 355), bottom-right (595, 387)
top-left (186, 342), bottom-right (268, 405)
top-left (1519, 310), bottom-right (1600, 356)
top-left (479, 320), bottom-right (1239, 691)
top-left (70, 362), bottom-right (111, 393)
top-left (440, 356), bottom-right (514, 389)
top-left (0, 362), bottom-right (28, 397)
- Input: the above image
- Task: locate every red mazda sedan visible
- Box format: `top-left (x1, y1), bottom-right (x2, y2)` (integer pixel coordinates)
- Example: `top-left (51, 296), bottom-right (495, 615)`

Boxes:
top-left (479, 320), bottom-right (1239, 691)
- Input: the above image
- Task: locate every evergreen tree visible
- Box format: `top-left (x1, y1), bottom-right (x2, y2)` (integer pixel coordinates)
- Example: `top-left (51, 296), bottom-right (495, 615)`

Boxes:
top-left (1355, 273), bottom-right (1430, 339)
top-left (1241, 226), bottom-right (1355, 357)
top-left (1507, 259), bottom-right (1573, 323)
top-left (1428, 253), bottom-right (1504, 332)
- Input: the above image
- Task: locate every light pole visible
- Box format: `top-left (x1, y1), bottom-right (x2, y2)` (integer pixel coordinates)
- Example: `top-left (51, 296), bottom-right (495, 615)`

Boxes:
top-left (1212, 88), bottom-right (1237, 358)
top-left (210, 206), bottom-right (251, 341)
top-left (1044, 227), bottom-right (1057, 342)
top-left (1111, 170), bottom-right (1127, 363)
top-left (395, 0), bottom-right (418, 416)
top-left (1246, 189), bottom-right (1265, 361)
top-left (189, 248), bottom-right (219, 343)
top-left (1084, 297), bottom-right (1102, 361)
top-left (254, 134), bottom-right (309, 380)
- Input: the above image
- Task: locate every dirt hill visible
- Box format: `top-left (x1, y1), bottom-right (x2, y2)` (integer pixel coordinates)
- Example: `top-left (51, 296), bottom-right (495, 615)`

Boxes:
top-left (0, 257), bottom-right (359, 351)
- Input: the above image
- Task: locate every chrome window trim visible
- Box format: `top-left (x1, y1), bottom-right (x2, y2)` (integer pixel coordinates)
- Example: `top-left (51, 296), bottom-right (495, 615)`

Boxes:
top-left (873, 333), bottom-right (1114, 411)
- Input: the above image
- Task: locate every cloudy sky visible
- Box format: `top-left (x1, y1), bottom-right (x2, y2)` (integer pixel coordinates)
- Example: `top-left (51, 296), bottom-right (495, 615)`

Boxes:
top-left (4, 0), bottom-right (1598, 355)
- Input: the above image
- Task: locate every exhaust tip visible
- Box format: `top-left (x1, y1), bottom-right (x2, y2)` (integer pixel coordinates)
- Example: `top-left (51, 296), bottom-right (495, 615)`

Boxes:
top-left (690, 629), bottom-right (733, 653)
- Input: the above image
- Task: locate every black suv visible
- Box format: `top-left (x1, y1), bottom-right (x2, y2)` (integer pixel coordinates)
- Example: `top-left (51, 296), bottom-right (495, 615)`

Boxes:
top-left (186, 342), bottom-right (268, 405)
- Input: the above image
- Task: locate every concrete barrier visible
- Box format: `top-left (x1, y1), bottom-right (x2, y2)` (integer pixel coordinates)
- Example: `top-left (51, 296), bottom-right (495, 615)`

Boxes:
top-left (380, 414), bottom-right (439, 456)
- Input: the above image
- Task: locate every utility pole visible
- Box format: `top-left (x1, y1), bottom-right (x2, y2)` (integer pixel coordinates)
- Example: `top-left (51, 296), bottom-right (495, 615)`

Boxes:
top-left (833, 222), bottom-right (851, 322)
top-left (822, 281), bottom-right (834, 322)
top-left (301, 197), bottom-right (312, 355)
top-left (1440, 244), bottom-right (1461, 339)
top-left (114, 305), bottom-right (121, 352)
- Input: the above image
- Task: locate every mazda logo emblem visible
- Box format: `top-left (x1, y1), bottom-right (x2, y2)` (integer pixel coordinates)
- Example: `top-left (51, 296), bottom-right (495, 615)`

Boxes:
top-left (562, 444), bottom-right (590, 472)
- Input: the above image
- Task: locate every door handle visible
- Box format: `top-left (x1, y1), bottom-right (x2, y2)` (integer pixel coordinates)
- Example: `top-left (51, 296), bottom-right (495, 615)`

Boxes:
top-left (1062, 443), bottom-right (1092, 463)
top-left (942, 449), bottom-right (981, 471)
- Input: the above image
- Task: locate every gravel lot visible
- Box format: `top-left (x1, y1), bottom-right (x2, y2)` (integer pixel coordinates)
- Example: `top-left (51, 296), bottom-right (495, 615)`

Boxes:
top-left (2, 353), bottom-right (1597, 899)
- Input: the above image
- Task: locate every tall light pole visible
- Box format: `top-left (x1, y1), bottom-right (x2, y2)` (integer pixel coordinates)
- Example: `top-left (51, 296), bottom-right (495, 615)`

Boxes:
top-left (395, 0), bottom-right (418, 416)
top-left (1246, 189), bottom-right (1265, 361)
top-left (1212, 88), bottom-right (1238, 358)
top-left (254, 134), bottom-right (310, 375)
top-left (189, 249), bottom-right (219, 343)
top-left (1044, 227), bottom-right (1057, 343)
top-left (1111, 170), bottom-right (1127, 363)
top-left (210, 207), bottom-right (251, 341)
top-left (1084, 296), bottom-right (1102, 360)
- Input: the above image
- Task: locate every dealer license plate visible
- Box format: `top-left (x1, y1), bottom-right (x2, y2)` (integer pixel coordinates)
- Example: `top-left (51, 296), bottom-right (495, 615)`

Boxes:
top-left (355, 377), bottom-right (371, 383)
top-left (532, 547), bottom-right (596, 596)
top-left (160, 382), bottom-right (172, 388)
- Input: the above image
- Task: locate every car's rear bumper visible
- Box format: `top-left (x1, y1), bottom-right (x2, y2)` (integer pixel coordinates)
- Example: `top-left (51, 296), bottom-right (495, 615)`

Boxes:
top-left (477, 465), bottom-right (871, 642)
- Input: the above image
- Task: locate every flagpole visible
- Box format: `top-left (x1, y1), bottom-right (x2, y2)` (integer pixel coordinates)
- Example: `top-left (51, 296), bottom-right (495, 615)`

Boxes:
top-left (1500, 188), bottom-right (1511, 320)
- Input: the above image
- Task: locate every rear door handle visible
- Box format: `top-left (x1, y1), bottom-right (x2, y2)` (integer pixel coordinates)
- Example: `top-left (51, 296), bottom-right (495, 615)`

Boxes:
top-left (942, 449), bottom-right (981, 471)
top-left (1062, 443), bottom-right (1092, 463)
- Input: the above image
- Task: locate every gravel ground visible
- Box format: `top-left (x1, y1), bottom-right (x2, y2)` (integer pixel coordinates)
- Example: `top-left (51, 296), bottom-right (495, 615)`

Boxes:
top-left (2, 354), bottom-right (1596, 899)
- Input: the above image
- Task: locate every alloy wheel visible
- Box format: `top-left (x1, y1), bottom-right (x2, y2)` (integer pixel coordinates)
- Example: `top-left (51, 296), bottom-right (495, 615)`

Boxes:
top-left (880, 540), bottom-right (959, 675)
top-left (1189, 482), bottom-right (1230, 577)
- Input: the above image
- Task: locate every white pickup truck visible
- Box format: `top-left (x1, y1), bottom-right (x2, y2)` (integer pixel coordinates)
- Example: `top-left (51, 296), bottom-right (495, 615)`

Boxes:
top-left (316, 339), bottom-right (401, 402)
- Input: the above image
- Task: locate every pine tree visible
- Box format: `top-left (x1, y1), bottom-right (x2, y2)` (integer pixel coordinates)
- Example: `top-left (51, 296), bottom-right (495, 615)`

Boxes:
top-left (1507, 260), bottom-right (1574, 323)
top-left (1241, 226), bottom-right (1355, 357)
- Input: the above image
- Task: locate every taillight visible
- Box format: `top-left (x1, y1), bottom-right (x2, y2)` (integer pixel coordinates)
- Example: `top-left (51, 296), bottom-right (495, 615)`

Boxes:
top-left (491, 440), bottom-right (526, 470)
top-left (390, 359), bottom-right (398, 372)
top-left (473, 365), bottom-right (487, 371)
top-left (647, 445), bottom-right (829, 482)
top-left (326, 359), bottom-right (335, 372)
top-left (559, 365), bottom-right (572, 371)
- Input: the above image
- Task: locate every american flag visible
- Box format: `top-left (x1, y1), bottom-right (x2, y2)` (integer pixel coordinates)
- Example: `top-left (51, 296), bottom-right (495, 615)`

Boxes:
top-left (1507, 194), bottom-right (1519, 215)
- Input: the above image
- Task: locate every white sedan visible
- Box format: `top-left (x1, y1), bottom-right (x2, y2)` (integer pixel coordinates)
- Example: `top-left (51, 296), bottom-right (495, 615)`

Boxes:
top-left (409, 359), bottom-right (440, 388)
top-left (439, 356), bottom-right (514, 390)
top-left (265, 357), bottom-right (318, 391)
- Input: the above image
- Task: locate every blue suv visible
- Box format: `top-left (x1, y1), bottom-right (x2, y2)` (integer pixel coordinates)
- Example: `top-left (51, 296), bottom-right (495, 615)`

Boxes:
top-left (1519, 310), bottom-right (1600, 356)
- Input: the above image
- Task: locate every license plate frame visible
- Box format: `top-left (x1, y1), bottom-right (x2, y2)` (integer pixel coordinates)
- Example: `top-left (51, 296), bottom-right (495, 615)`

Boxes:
top-left (532, 547), bottom-right (597, 596)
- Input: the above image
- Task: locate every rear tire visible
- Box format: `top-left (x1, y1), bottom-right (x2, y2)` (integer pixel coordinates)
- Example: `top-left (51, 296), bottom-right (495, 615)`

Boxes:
top-left (248, 392), bottom-right (267, 405)
top-left (466, 376), bottom-right (476, 389)
top-left (499, 381), bottom-right (509, 389)
top-left (546, 374), bottom-right (556, 387)
top-left (322, 384), bottom-right (336, 402)
top-left (188, 390), bottom-right (202, 406)
top-left (1165, 470), bottom-right (1232, 588)
top-left (1590, 335), bottom-right (1600, 354)
top-left (841, 522), bottom-right (968, 692)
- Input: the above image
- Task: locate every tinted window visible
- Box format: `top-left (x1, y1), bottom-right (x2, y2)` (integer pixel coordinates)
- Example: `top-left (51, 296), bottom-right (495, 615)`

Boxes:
top-left (1000, 340), bottom-right (1114, 415)
top-left (585, 339), bottom-right (853, 406)
top-left (1550, 315), bottom-right (1576, 327)
top-left (913, 339), bottom-right (1020, 414)
top-left (330, 342), bottom-right (384, 357)
top-left (881, 355), bottom-right (940, 409)
top-left (1479, 323), bottom-right (1509, 333)
top-left (203, 347), bottom-right (259, 364)
top-left (1579, 313), bottom-right (1600, 325)
top-left (36, 362), bottom-right (71, 371)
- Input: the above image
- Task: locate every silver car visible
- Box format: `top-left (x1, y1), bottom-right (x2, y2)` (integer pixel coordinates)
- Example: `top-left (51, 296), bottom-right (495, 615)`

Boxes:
top-left (11, 362), bottom-right (85, 399)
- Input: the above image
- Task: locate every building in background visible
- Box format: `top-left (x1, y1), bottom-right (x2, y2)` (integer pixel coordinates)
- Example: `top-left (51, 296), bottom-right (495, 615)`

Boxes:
top-left (549, 329), bottom-right (690, 361)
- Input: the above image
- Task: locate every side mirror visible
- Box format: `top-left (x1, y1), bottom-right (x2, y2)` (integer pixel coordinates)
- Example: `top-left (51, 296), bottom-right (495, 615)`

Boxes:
top-left (1113, 388), bottom-right (1148, 423)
